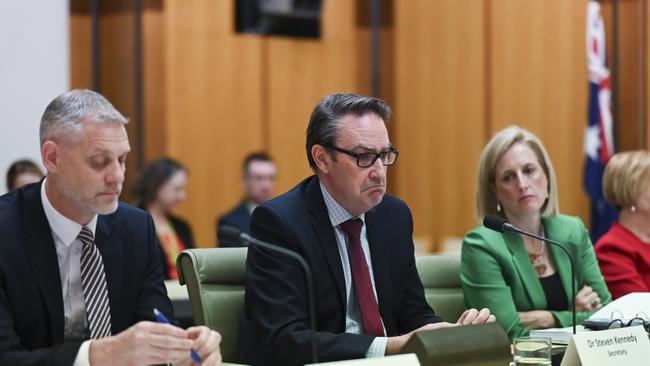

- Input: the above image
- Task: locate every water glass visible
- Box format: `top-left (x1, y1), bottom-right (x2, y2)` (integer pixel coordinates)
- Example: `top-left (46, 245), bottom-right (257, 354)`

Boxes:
top-left (512, 336), bottom-right (552, 366)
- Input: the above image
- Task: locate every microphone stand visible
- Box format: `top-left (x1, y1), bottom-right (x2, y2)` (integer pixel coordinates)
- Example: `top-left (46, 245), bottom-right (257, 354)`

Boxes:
top-left (220, 226), bottom-right (319, 363)
top-left (240, 233), bottom-right (319, 362)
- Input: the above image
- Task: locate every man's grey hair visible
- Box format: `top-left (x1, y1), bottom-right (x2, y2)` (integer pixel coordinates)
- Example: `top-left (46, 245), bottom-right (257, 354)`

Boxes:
top-left (39, 89), bottom-right (128, 145)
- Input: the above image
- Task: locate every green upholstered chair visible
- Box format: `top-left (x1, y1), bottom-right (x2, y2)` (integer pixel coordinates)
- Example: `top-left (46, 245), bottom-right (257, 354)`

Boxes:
top-left (176, 248), bottom-right (464, 362)
top-left (177, 247), bottom-right (248, 363)
top-left (415, 254), bottom-right (467, 322)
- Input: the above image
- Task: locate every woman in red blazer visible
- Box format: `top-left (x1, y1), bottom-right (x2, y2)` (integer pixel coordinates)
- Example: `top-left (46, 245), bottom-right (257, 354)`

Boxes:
top-left (595, 151), bottom-right (650, 299)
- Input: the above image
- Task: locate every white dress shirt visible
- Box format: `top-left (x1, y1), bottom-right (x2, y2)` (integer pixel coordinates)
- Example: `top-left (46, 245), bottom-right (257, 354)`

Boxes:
top-left (319, 183), bottom-right (389, 357)
top-left (41, 179), bottom-right (97, 365)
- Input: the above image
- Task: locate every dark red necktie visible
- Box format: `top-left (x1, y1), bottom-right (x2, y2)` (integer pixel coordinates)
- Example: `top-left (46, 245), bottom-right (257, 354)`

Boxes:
top-left (339, 219), bottom-right (385, 336)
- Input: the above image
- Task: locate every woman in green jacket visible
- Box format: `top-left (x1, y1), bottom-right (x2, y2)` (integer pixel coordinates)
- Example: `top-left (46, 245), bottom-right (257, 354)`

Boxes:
top-left (461, 126), bottom-right (611, 340)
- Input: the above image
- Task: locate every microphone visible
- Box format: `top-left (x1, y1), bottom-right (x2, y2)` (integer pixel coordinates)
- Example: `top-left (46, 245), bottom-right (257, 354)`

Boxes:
top-left (483, 215), bottom-right (577, 335)
top-left (219, 226), bottom-right (319, 363)
top-left (483, 215), bottom-right (519, 234)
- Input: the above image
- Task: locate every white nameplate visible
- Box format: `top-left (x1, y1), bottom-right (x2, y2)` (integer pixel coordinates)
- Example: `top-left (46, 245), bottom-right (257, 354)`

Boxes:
top-left (560, 325), bottom-right (650, 366)
top-left (306, 353), bottom-right (420, 366)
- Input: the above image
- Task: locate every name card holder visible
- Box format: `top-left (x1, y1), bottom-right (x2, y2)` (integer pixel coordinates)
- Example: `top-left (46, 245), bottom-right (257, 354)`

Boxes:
top-left (561, 325), bottom-right (650, 366)
top-left (400, 322), bottom-right (511, 366)
top-left (306, 353), bottom-right (420, 366)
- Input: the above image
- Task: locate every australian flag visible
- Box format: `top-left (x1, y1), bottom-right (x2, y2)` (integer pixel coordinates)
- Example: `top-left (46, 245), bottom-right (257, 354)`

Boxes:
top-left (584, 1), bottom-right (618, 242)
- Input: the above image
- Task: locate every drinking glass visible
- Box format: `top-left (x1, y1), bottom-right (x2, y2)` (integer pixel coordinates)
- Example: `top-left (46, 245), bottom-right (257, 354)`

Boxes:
top-left (512, 336), bottom-right (552, 366)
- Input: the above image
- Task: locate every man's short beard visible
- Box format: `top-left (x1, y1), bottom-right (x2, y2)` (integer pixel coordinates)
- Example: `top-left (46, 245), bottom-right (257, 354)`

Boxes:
top-left (55, 183), bottom-right (120, 217)
top-left (97, 200), bottom-right (119, 215)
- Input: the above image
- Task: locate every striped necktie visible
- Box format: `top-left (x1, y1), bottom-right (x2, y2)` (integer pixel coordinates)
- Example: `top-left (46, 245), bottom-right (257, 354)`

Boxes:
top-left (78, 226), bottom-right (112, 339)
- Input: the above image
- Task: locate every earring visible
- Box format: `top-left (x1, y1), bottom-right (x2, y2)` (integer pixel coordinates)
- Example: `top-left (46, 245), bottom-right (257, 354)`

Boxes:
top-left (631, 206), bottom-right (637, 213)
top-left (497, 202), bottom-right (502, 212)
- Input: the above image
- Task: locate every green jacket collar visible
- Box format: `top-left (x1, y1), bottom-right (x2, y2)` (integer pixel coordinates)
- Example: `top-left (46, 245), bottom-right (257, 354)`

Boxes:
top-left (503, 216), bottom-right (575, 309)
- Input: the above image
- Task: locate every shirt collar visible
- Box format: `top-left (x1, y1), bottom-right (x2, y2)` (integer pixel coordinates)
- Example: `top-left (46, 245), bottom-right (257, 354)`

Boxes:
top-left (319, 182), bottom-right (365, 227)
top-left (41, 178), bottom-right (98, 247)
top-left (245, 200), bottom-right (257, 214)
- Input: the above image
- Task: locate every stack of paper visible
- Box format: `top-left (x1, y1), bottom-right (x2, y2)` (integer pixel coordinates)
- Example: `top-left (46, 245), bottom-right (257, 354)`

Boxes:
top-left (529, 292), bottom-right (650, 344)
top-left (530, 325), bottom-right (588, 344)
top-left (588, 292), bottom-right (650, 320)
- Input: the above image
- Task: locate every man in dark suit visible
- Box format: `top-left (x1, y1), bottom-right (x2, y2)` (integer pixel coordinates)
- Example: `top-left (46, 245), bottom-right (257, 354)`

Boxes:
top-left (0, 90), bottom-right (222, 366)
top-left (216, 152), bottom-right (276, 247)
top-left (238, 93), bottom-right (495, 366)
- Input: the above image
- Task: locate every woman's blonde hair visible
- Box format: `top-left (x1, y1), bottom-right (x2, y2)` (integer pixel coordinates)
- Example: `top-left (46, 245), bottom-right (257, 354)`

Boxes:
top-left (602, 150), bottom-right (650, 210)
top-left (475, 125), bottom-right (559, 222)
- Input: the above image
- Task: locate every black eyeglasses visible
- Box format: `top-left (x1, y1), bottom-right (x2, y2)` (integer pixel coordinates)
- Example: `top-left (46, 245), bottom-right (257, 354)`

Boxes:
top-left (608, 317), bottom-right (650, 332)
top-left (325, 145), bottom-right (399, 168)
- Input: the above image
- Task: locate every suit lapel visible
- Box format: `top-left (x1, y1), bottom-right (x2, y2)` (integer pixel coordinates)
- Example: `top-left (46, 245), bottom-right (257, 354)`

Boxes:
top-left (305, 178), bottom-right (347, 314)
top-left (543, 216), bottom-right (575, 306)
top-left (364, 207), bottom-right (392, 334)
top-left (503, 231), bottom-right (546, 309)
top-left (21, 182), bottom-right (65, 343)
top-left (94, 213), bottom-right (122, 322)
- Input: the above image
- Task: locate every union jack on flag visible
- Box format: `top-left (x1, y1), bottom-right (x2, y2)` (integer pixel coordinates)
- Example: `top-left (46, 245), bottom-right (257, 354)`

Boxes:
top-left (584, 0), bottom-right (617, 242)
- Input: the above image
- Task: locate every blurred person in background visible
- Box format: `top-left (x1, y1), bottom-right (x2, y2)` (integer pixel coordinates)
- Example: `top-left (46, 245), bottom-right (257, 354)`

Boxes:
top-left (6, 158), bottom-right (44, 191)
top-left (595, 150), bottom-right (650, 298)
top-left (133, 157), bottom-right (194, 280)
top-left (216, 152), bottom-right (276, 246)
top-left (461, 125), bottom-right (611, 340)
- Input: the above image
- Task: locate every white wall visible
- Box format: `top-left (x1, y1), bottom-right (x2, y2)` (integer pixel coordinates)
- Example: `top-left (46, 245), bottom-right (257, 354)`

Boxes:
top-left (0, 0), bottom-right (69, 194)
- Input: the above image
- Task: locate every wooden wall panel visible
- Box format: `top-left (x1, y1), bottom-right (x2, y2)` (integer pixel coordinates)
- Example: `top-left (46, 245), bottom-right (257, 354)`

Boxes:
top-left (265, 1), bottom-right (363, 193)
top-left (599, 0), bottom-right (645, 152)
top-left (164, 0), bottom-right (264, 246)
top-left (70, 1), bottom-right (92, 89)
top-left (394, 0), bottom-right (486, 251)
top-left (99, 3), bottom-right (139, 204)
top-left (597, 1), bottom-right (643, 152)
top-left (69, 0), bottom-right (166, 162)
top-left (142, 0), bottom-right (166, 161)
top-left (72, 0), bottom-right (645, 251)
top-left (642, 0), bottom-right (650, 150)
top-left (614, 1), bottom-right (644, 150)
top-left (490, 0), bottom-right (590, 222)
top-left (69, 0), bottom-right (142, 202)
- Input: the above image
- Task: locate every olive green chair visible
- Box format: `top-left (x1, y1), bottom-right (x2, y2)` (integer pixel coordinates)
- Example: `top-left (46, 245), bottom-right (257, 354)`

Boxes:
top-left (177, 249), bottom-right (465, 362)
top-left (415, 254), bottom-right (467, 322)
top-left (176, 247), bottom-right (248, 363)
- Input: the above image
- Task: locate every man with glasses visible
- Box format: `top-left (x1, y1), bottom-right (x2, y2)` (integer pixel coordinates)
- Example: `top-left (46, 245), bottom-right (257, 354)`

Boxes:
top-left (238, 93), bottom-right (495, 366)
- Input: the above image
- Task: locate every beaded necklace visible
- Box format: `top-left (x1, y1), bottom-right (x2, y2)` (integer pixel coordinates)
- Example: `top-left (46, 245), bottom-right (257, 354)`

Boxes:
top-left (527, 228), bottom-right (547, 276)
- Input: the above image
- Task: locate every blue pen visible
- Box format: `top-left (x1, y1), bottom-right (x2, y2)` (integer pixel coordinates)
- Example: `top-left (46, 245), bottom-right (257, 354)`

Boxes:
top-left (154, 308), bottom-right (202, 363)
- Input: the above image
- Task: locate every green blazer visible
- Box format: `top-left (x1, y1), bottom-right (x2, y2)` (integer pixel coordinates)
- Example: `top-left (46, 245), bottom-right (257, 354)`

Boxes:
top-left (460, 214), bottom-right (611, 340)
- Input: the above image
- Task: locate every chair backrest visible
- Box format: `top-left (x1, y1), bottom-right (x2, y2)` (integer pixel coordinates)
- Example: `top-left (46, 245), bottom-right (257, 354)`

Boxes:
top-left (176, 248), bottom-right (464, 360)
top-left (177, 247), bottom-right (248, 363)
top-left (415, 254), bottom-right (466, 322)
